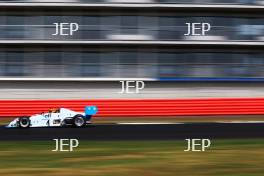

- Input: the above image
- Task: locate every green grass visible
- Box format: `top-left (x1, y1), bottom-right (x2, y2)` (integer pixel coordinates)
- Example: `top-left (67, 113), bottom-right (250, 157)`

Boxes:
top-left (0, 139), bottom-right (264, 176)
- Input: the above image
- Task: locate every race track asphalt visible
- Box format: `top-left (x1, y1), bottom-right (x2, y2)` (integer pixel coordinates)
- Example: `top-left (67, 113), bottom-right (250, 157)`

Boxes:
top-left (1, 122), bottom-right (264, 141)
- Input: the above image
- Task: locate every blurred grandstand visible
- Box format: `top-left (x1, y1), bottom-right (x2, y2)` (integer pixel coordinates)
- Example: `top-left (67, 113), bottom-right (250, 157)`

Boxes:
top-left (0, 0), bottom-right (263, 81)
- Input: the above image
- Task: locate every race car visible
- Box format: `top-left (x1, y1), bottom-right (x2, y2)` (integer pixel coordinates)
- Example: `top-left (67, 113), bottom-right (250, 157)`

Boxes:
top-left (6, 106), bottom-right (98, 128)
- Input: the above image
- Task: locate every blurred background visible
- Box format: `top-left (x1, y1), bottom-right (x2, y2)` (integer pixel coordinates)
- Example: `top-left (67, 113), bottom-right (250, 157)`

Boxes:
top-left (0, 0), bottom-right (263, 81)
top-left (0, 0), bottom-right (262, 100)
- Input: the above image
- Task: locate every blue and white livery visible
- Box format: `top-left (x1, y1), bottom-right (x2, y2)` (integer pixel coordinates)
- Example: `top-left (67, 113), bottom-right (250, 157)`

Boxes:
top-left (6, 106), bottom-right (98, 128)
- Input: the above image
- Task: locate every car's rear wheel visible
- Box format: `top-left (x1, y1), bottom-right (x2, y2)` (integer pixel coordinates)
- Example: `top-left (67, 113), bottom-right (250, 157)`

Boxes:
top-left (18, 117), bottom-right (30, 128)
top-left (73, 115), bottom-right (86, 127)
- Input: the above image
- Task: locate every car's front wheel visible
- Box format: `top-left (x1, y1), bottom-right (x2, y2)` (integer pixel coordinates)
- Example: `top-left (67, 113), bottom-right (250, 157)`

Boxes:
top-left (73, 115), bottom-right (86, 127)
top-left (18, 117), bottom-right (30, 128)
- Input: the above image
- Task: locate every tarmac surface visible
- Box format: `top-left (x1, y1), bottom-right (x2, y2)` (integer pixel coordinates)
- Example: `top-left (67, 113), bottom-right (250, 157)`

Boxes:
top-left (1, 81), bottom-right (264, 99)
top-left (1, 122), bottom-right (264, 141)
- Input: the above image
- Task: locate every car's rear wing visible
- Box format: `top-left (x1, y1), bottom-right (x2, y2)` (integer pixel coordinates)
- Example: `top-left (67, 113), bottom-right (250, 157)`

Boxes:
top-left (85, 106), bottom-right (98, 116)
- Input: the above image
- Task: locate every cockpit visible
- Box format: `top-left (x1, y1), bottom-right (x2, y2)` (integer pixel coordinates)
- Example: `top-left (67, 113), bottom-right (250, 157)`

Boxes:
top-left (48, 108), bottom-right (60, 113)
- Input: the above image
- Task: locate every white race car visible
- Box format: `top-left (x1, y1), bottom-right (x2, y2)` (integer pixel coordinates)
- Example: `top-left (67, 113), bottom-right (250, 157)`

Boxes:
top-left (6, 106), bottom-right (98, 128)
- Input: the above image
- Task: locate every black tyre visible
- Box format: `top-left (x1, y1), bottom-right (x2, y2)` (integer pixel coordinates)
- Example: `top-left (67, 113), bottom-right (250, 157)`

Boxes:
top-left (73, 115), bottom-right (86, 127)
top-left (18, 117), bottom-right (30, 128)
